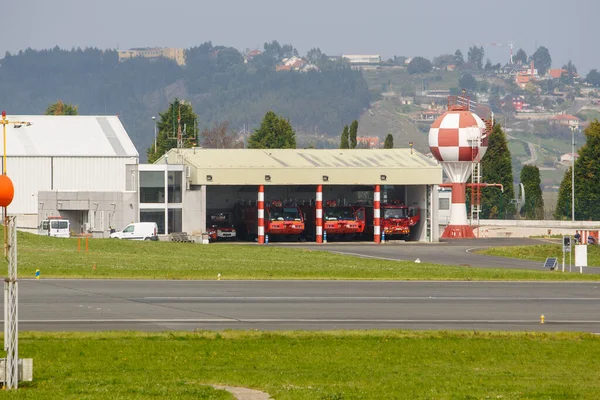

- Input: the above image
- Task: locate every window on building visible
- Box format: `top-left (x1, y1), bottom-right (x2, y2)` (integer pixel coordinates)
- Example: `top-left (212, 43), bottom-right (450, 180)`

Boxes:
top-left (168, 208), bottom-right (182, 233)
top-left (439, 198), bottom-right (450, 210)
top-left (140, 171), bottom-right (165, 203)
top-left (141, 210), bottom-right (165, 234)
top-left (168, 171), bottom-right (182, 203)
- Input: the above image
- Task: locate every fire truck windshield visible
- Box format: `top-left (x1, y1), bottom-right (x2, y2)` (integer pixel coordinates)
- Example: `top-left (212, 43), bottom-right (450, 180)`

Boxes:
top-left (384, 208), bottom-right (408, 219)
top-left (269, 207), bottom-right (301, 221)
top-left (324, 207), bottom-right (355, 221)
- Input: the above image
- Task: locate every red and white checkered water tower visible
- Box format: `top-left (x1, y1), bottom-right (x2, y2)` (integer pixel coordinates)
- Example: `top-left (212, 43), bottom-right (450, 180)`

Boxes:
top-left (429, 96), bottom-right (491, 238)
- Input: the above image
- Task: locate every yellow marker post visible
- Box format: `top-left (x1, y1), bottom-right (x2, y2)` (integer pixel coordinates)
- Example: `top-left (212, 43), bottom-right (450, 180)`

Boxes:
top-left (540, 314), bottom-right (545, 324)
top-left (35, 269), bottom-right (40, 280)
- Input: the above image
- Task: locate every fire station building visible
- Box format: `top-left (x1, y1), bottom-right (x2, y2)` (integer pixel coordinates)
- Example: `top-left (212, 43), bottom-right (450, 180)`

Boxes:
top-left (143, 148), bottom-right (443, 242)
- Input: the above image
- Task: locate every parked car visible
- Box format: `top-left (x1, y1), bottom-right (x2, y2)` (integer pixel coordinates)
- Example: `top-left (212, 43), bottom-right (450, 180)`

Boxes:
top-left (109, 222), bottom-right (158, 241)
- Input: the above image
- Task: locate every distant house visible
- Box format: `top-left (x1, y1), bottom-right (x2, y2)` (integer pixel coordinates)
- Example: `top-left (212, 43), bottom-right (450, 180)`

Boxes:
top-left (515, 74), bottom-right (535, 89)
top-left (276, 56), bottom-right (312, 72)
top-left (414, 109), bottom-right (444, 122)
top-left (560, 153), bottom-right (579, 163)
top-left (501, 96), bottom-right (528, 111)
top-left (446, 64), bottom-right (456, 72)
top-left (356, 137), bottom-right (380, 148)
top-left (550, 114), bottom-right (580, 129)
top-left (118, 47), bottom-right (186, 66)
top-left (243, 49), bottom-right (262, 63)
top-left (499, 63), bottom-right (525, 76)
top-left (399, 97), bottom-right (413, 105)
top-left (342, 54), bottom-right (381, 65)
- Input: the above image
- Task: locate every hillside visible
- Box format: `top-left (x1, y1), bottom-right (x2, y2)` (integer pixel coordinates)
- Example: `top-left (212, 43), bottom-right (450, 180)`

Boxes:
top-left (0, 45), bottom-right (371, 160)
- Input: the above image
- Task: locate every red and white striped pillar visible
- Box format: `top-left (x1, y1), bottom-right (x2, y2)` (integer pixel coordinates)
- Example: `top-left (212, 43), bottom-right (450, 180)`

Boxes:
top-left (374, 184), bottom-right (381, 244)
top-left (440, 182), bottom-right (474, 238)
top-left (258, 185), bottom-right (265, 244)
top-left (316, 185), bottom-right (323, 244)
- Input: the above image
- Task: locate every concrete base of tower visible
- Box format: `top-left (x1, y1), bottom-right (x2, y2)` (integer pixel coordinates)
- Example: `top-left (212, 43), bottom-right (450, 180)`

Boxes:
top-left (441, 224), bottom-right (476, 239)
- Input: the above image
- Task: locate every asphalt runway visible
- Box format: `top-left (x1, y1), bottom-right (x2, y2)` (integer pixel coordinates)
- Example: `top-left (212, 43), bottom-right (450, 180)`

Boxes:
top-left (14, 280), bottom-right (600, 332)
top-left (279, 237), bottom-right (600, 274)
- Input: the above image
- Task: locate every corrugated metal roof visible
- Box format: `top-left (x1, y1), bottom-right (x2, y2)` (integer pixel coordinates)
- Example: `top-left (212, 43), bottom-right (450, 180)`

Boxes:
top-left (163, 148), bottom-right (443, 186)
top-left (0, 115), bottom-right (138, 157)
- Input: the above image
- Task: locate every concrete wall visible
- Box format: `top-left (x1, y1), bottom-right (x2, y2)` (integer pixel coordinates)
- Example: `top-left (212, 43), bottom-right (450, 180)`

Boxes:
top-left (183, 185), bottom-right (206, 235)
top-left (37, 191), bottom-right (138, 238)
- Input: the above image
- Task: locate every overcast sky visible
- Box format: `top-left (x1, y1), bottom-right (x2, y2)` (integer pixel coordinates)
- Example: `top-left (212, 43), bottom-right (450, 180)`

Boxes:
top-left (2, 0), bottom-right (597, 73)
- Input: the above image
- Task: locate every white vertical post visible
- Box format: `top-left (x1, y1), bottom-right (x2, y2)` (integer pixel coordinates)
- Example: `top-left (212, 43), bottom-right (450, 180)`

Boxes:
top-left (4, 216), bottom-right (19, 389)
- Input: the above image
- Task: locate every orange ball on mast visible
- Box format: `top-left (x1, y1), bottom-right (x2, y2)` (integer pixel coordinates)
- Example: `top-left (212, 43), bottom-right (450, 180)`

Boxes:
top-left (0, 174), bottom-right (15, 208)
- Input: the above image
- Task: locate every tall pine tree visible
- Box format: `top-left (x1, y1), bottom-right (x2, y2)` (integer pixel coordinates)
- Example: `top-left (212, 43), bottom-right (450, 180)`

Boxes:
top-left (384, 134), bottom-right (394, 149)
top-left (480, 123), bottom-right (515, 219)
top-left (555, 120), bottom-right (600, 220)
top-left (520, 165), bottom-right (544, 219)
top-left (340, 125), bottom-right (350, 149)
top-left (349, 120), bottom-right (358, 149)
top-left (248, 111), bottom-right (296, 149)
top-left (147, 99), bottom-right (198, 163)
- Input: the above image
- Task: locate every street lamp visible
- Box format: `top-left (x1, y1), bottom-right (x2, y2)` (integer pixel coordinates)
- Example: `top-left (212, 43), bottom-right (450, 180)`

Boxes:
top-left (571, 126), bottom-right (576, 222)
top-left (152, 116), bottom-right (157, 154)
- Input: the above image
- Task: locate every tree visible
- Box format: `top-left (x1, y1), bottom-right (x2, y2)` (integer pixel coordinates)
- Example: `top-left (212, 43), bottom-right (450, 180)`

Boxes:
top-left (458, 73), bottom-right (477, 92)
top-left (340, 125), bottom-right (349, 149)
top-left (555, 121), bottom-right (600, 220)
top-left (45, 100), bottom-right (78, 115)
top-left (586, 69), bottom-right (600, 87)
top-left (520, 165), bottom-right (544, 219)
top-left (560, 60), bottom-right (578, 85)
top-left (514, 48), bottom-right (527, 64)
top-left (467, 46), bottom-right (485, 70)
top-left (432, 54), bottom-right (455, 69)
top-left (349, 120), bottom-right (358, 149)
top-left (480, 123), bottom-right (515, 219)
top-left (454, 50), bottom-right (464, 66)
top-left (384, 134), bottom-right (394, 149)
top-left (407, 57), bottom-right (433, 74)
top-left (531, 46), bottom-right (552, 76)
top-left (248, 111), bottom-right (296, 149)
top-left (147, 98), bottom-right (198, 163)
top-left (201, 121), bottom-right (243, 148)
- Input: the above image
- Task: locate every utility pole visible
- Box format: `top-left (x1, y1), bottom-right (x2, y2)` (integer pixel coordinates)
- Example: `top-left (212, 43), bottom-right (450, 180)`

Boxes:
top-left (571, 126), bottom-right (575, 222)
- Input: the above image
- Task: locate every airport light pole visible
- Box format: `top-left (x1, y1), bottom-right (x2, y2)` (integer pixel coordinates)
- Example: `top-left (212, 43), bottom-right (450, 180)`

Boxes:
top-left (571, 126), bottom-right (575, 222)
top-left (152, 116), bottom-right (157, 154)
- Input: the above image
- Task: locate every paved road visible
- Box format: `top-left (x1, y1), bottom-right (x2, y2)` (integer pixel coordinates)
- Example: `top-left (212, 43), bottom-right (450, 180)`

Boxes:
top-left (279, 237), bottom-right (600, 273)
top-left (13, 280), bottom-right (600, 332)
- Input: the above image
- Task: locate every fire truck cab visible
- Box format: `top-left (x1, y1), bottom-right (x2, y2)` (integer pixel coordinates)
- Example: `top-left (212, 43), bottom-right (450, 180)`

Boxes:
top-left (381, 201), bottom-right (420, 239)
top-left (233, 201), bottom-right (305, 240)
top-left (207, 212), bottom-right (236, 241)
top-left (300, 200), bottom-right (366, 241)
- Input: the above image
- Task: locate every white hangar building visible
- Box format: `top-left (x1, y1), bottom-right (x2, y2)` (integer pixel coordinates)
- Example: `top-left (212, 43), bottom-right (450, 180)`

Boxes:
top-left (1, 115), bottom-right (139, 234)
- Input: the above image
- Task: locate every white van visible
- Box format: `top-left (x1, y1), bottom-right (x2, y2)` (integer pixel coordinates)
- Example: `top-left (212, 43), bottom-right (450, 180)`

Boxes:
top-left (109, 222), bottom-right (158, 241)
top-left (39, 218), bottom-right (70, 238)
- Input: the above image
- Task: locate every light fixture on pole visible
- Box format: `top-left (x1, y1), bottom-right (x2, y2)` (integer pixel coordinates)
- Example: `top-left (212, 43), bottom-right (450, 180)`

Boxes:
top-left (571, 126), bottom-right (575, 222)
top-left (152, 116), bottom-right (157, 154)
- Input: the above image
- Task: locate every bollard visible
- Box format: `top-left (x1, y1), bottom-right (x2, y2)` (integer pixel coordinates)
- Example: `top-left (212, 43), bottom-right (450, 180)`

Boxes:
top-left (540, 314), bottom-right (545, 324)
top-left (77, 237), bottom-right (81, 252)
top-left (86, 236), bottom-right (89, 252)
top-left (381, 231), bottom-right (386, 243)
top-left (35, 269), bottom-right (40, 280)
top-left (323, 230), bottom-right (327, 243)
top-left (265, 234), bottom-right (269, 244)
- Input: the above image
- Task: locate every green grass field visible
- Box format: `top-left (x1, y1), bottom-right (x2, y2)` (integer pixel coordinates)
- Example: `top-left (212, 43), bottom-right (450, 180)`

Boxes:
top-left (5, 231), bottom-right (600, 281)
top-left (4, 331), bottom-right (599, 399)
top-left (476, 243), bottom-right (600, 266)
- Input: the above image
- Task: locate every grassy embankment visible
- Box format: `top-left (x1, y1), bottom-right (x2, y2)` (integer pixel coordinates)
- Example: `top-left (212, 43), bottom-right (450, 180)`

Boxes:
top-left (3, 331), bottom-right (599, 399)
top-left (476, 243), bottom-right (600, 266)
top-left (5, 231), bottom-right (600, 280)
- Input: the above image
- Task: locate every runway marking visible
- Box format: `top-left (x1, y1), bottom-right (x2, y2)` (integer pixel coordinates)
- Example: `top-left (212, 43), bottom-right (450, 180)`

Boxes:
top-left (137, 296), bottom-right (600, 301)
top-left (16, 318), bottom-right (600, 324)
top-left (328, 251), bottom-right (405, 262)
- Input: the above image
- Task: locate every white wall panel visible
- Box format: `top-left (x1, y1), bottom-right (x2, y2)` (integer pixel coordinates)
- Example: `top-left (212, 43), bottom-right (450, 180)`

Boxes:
top-left (53, 157), bottom-right (128, 191)
top-left (6, 157), bottom-right (52, 214)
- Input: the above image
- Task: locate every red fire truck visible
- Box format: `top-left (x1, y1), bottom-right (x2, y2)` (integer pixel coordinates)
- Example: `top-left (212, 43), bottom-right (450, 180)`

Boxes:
top-left (380, 201), bottom-right (420, 239)
top-left (206, 212), bottom-right (236, 241)
top-left (233, 201), bottom-right (305, 240)
top-left (300, 200), bottom-right (366, 241)
top-left (362, 201), bottom-right (420, 240)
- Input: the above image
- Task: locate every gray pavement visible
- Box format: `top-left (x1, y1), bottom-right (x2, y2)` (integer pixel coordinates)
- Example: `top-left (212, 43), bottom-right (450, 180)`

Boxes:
top-left (13, 279), bottom-right (600, 332)
top-left (277, 237), bottom-right (600, 273)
